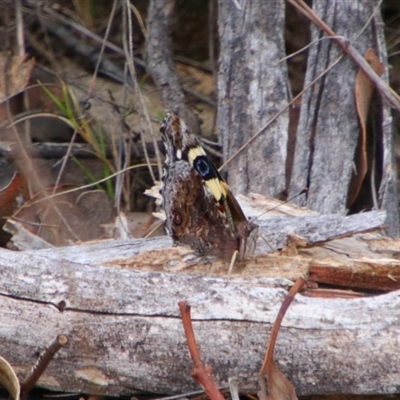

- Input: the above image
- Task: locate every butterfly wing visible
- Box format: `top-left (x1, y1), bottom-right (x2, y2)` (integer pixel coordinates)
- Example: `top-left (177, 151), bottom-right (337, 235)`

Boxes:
top-left (161, 112), bottom-right (258, 260)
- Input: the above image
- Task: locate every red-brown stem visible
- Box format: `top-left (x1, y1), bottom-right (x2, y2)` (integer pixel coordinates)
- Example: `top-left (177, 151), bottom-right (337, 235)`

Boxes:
top-left (20, 334), bottom-right (68, 399)
top-left (178, 301), bottom-right (225, 400)
top-left (259, 278), bottom-right (305, 376)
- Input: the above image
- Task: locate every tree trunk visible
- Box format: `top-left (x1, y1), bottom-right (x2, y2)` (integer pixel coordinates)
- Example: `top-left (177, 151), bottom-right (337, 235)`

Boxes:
top-left (146, 0), bottom-right (200, 133)
top-left (216, 0), bottom-right (289, 198)
top-left (288, 0), bottom-right (398, 235)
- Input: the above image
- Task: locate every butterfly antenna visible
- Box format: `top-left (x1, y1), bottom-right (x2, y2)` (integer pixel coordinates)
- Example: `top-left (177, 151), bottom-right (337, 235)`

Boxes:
top-left (252, 187), bottom-right (308, 223)
top-left (260, 234), bottom-right (275, 252)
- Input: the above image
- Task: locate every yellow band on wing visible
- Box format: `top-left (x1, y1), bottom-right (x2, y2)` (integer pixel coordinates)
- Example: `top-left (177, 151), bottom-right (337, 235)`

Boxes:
top-left (187, 146), bottom-right (206, 159)
top-left (205, 178), bottom-right (225, 202)
top-left (188, 146), bottom-right (229, 202)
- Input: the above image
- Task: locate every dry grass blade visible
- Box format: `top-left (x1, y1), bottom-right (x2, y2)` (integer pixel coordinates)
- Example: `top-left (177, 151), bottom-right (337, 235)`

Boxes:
top-left (219, 56), bottom-right (342, 172)
top-left (87, 0), bottom-right (119, 97)
top-left (14, 163), bottom-right (155, 208)
top-left (1, 66), bottom-right (80, 243)
top-left (221, 0), bottom-right (387, 172)
top-left (123, 0), bottom-right (162, 183)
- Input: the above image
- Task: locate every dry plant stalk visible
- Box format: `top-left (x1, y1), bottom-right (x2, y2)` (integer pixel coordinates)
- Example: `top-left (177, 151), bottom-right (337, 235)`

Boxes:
top-left (179, 301), bottom-right (225, 400)
top-left (20, 334), bottom-right (69, 400)
top-left (258, 278), bottom-right (305, 400)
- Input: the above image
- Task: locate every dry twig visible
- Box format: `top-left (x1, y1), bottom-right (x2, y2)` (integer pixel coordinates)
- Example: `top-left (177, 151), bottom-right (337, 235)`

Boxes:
top-left (20, 334), bottom-right (69, 400)
top-left (179, 301), bottom-right (225, 400)
top-left (258, 279), bottom-right (304, 400)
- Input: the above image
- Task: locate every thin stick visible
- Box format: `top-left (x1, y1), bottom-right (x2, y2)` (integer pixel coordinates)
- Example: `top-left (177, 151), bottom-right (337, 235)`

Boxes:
top-left (15, 0), bottom-right (32, 146)
top-left (53, 130), bottom-right (77, 190)
top-left (228, 377), bottom-right (240, 400)
top-left (123, 0), bottom-right (162, 182)
top-left (15, 0), bottom-right (25, 54)
top-left (20, 335), bottom-right (69, 399)
top-left (3, 71), bottom-right (78, 241)
top-left (259, 278), bottom-right (305, 376)
top-left (178, 301), bottom-right (225, 400)
top-left (12, 163), bottom-right (157, 210)
top-left (87, 0), bottom-right (118, 97)
top-left (143, 219), bottom-right (164, 239)
top-left (152, 387), bottom-right (228, 400)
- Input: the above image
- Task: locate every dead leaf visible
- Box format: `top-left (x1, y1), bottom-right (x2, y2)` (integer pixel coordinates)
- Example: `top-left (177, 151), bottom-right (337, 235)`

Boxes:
top-left (348, 49), bottom-right (384, 207)
top-left (259, 362), bottom-right (297, 400)
top-left (0, 356), bottom-right (20, 400)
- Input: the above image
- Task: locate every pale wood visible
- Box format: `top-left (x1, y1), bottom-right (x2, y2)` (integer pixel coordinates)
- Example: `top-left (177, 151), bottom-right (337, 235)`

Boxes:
top-left (289, 0), bottom-right (363, 212)
top-left (216, 0), bottom-right (289, 197)
top-left (254, 209), bottom-right (386, 254)
top-left (0, 201), bottom-right (399, 397)
top-left (306, 233), bottom-right (400, 291)
top-left (0, 241), bottom-right (400, 397)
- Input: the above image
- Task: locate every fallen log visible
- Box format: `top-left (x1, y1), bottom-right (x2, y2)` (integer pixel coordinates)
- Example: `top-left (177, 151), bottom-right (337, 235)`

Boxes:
top-left (0, 212), bottom-right (400, 396)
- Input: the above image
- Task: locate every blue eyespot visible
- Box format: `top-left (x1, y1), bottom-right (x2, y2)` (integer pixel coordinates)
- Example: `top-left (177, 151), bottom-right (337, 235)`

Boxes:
top-left (194, 156), bottom-right (211, 178)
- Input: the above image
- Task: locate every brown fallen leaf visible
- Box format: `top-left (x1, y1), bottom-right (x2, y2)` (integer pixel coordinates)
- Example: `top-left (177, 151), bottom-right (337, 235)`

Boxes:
top-left (348, 48), bottom-right (384, 207)
top-left (259, 361), bottom-right (297, 400)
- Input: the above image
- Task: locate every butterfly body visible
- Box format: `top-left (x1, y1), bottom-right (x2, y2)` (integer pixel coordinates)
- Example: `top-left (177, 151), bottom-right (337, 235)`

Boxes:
top-left (160, 113), bottom-right (258, 261)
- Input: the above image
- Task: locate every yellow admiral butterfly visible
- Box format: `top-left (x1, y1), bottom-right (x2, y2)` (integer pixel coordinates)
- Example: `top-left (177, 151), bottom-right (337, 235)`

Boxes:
top-left (160, 113), bottom-right (258, 262)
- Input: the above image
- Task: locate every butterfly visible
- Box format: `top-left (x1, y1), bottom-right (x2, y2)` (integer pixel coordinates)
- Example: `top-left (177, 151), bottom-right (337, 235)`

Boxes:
top-left (160, 112), bottom-right (258, 263)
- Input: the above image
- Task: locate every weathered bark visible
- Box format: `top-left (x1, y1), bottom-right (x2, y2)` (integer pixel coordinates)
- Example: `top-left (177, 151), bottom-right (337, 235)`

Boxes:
top-left (0, 193), bottom-right (398, 396)
top-left (373, 7), bottom-right (399, 237)
top-left (0, 237), bottom-right (400, 397)
top-left (288, 0), bottom-right (398, 235)
top-left (216, 0), bottom-right (289, 197)
top-left (146, 0), bottom-right (200, 133)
